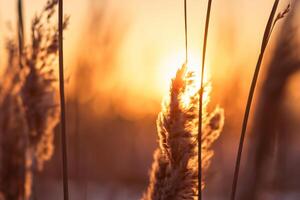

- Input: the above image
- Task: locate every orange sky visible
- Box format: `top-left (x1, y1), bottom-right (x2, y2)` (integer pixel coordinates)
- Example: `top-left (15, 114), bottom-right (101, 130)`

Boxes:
top-left (0, 0), bottom-right (290, 118)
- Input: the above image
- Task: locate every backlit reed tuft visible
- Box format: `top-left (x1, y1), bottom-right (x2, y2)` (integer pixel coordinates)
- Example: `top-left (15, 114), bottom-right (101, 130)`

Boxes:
top-left (142, 64), bottom-right (224, 200)
top-left (22, 0), bottom-right (68, 171)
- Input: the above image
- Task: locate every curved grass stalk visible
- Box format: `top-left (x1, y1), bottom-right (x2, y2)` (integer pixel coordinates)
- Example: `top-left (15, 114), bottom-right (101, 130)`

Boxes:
top-left (230, 1), bottom-right (291, 199)
top-left (198, 0), bottom-right (213, 199)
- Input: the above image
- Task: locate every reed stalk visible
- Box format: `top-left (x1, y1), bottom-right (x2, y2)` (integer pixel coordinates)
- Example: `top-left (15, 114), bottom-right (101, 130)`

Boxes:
top-left (230, 1), bottom-right (290, 199)
top-left (184, 0), bottom-right (188, 64)
top-left (58, 0), bottom-right (69, 199)
top-left (198, 0), bottom-right (213, 199)
top-left (17, 0), bottom-right (24, 69)
top-left (240, 3), bottom-right (295, 199)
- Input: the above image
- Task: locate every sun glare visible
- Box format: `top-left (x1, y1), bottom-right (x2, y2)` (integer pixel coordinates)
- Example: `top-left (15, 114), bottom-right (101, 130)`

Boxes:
top-left (158, 51), bottom-right (209, 89)
top-left (157, 49), bottom-right (211, 108)
top-left (157, 49), bottom-right (210, 92)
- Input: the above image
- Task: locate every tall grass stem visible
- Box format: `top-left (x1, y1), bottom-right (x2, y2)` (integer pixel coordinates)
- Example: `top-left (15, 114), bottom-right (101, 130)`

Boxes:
top-left (184, 0), bottom-right (188, 64)
top-left (198, 0), bottom-right (213, 199)
top-left (17, 0), bottom-right (24, 69)
top-left (230, 1), bottom-right (280, 199)
top-left (58, 0), bottom-right (69, 199)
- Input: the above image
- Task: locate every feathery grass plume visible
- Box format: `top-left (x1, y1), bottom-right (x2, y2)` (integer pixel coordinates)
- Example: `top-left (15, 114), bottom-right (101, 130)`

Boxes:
top-left (240, 2), bottom-right (299, 199)
top-left (0, 1), bottom-right (68, 199)
top-left (22, 0), bottom-right (68, 171)
top-left (21, 0), bottom-right (68, 198)
top-left (142, 64), bottom-right (224, 200)
top-left (230, 1), bottom-right (291, 199)
top-left (0, 38), bottom-right (29, 200)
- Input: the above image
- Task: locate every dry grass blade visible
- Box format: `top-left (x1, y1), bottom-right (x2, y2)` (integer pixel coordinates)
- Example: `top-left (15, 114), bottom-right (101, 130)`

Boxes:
top-left (260, 0), bottom-right (280, 51)
top-left (198, 0), bottom-right (212, 199)
top-left (230, 1), bottom-right (290, 199)
top-left (267, 3), bottom-right (291, 46)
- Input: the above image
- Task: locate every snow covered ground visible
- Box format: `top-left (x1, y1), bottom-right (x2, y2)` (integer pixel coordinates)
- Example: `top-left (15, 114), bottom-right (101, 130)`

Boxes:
top-left (34, 179), bottom-right (300, 200)
top-left (34, 180), bottom-right (143, 200)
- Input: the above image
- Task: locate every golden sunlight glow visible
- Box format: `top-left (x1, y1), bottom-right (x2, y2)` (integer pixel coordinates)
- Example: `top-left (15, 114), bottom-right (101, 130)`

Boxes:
top-left (159, 50), bottom-right (199, 84)
top-left (158, 49), bottom-right (211, 108)
top-left (158, 49), bottom-right (210, 88)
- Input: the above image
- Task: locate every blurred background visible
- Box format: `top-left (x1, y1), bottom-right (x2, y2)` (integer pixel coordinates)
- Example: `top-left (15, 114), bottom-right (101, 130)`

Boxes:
top-left (0, 0), bottom-right (300, 199)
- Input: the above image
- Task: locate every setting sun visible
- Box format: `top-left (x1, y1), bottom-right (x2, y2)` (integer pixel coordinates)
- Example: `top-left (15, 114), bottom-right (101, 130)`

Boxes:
top-left (156, 49), bottom-right (210, 94)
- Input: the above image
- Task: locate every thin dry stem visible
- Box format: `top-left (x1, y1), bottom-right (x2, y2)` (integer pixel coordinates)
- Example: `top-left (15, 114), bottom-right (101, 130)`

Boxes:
top-left (198, 1), bottom-right (213, 198)
top-left (230, 1), bottom-right (290, 199)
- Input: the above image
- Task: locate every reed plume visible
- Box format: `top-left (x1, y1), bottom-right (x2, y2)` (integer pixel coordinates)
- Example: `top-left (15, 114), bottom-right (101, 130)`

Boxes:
top-left (22, 0), bottom-right (68, 171)
top-left (0, 39), bottom-right (28, 200)
top-left (142, 64), bottom-right (224, 200)
top-left (0, 0), bottom-right (68, 199)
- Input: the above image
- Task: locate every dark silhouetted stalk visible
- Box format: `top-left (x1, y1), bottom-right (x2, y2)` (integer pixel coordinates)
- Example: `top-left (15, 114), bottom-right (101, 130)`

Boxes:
top-left (198, 0), bottom-right (212, 199)
top-left (230, 1), bottom-right (284, 199)
top-left (17, 0), bottom-right (24, 69)
top-left (184, 0), bottom-right (188, 64)
top-left (58, 0), bottom-right (69, 199)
